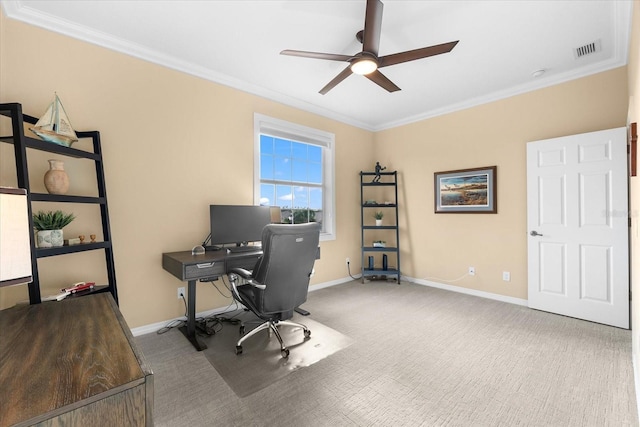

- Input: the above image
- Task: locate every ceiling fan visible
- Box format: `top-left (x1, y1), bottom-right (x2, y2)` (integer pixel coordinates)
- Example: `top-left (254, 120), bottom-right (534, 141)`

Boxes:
top-left (280, 0), bottom-right (459, 95)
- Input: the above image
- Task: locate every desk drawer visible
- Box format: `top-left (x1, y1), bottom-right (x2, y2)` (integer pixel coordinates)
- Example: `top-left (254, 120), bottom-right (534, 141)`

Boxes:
top-left (163, 253), bottom-right (226, 281)
top-left (184, 261), bottom-right (224, 280)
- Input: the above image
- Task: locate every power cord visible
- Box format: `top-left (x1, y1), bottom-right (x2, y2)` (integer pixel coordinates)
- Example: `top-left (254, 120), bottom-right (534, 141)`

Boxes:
top-left (207, 277), bottom-right (232, 299)
top-left (347, 260), bottom-right (360, 280)
top-left (157, 292), bottom-right (188, 334)
top-left (196, 300), bottom-right (242, 336)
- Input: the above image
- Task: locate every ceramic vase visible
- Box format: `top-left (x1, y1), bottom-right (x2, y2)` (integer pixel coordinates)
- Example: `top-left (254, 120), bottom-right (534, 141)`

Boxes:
top-left (37, 229), bottom-right (64, 248)
top-left (44, 159), bottom-right (69, 195)
top-left (376, 219), bottom-right (383, 226)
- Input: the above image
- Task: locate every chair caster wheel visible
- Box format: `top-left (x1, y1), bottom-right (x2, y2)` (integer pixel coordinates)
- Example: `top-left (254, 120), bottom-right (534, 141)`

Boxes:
top-left (235, 346), bottom-right (243, 355)
top-left (281, 348), bottom-right (290, 358)
top-left (304, 329), bottom-right (311, 339)
top-left (239, 325), bottom-right (245, 335)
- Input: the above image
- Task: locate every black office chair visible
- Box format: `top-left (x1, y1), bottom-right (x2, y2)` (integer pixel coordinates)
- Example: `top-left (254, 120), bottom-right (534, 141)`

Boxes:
top-left (228, 222), bottom-right (321, 358)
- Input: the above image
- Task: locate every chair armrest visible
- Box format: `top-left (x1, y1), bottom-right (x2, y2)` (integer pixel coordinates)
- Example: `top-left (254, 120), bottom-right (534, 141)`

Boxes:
top-left (228, 267), bottom-right (266, 290)
top-left (229, 267), bottom-right (253, 279)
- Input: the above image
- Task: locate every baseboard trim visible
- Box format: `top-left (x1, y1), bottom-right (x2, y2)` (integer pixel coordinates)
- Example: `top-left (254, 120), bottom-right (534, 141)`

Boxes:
top-left (130, 276), bottom-right (352, 336)
top-left (308, 276), bottom-right (356, 291)
top-left (404, 276), bottom-right (528, 307)
top-left (131, 276), bottom-right (527, 336)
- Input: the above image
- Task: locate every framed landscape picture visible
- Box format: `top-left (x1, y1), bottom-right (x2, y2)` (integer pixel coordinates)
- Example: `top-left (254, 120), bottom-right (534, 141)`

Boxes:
top-left (434, 166), bottom-right (497, 213)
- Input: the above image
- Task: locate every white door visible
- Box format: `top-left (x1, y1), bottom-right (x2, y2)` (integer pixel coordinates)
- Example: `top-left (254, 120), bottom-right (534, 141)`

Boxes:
top-left (527, 127), bottom-right (629, 328)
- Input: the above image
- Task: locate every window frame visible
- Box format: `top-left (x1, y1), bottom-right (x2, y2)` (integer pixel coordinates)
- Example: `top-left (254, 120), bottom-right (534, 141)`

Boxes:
top-left (254, 113), bottom-right (335, 241)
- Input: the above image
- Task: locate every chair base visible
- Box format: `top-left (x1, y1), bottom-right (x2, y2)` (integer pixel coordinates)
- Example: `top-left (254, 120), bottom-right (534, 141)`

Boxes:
top-left (236, 319), bottom-right (311, 358)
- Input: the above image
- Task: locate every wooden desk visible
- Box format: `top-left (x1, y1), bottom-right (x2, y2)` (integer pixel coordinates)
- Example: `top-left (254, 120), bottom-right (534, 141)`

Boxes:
top-left (0, 293), bottom-right (153, 427)
top-left (162, 249), bottom-right (261, 351)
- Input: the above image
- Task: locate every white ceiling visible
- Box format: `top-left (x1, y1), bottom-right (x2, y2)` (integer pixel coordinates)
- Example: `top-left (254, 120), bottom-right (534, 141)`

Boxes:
top-left (1, 1), bottom-right (633, 131)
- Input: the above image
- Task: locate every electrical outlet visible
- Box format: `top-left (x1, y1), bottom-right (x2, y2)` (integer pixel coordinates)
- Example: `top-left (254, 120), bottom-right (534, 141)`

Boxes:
top-left (177, 286), bottom-right (185, 299)
top-left (346, 257), bottom-right (350, 265)
top-left (502, 271), bottom-right (511, 282)
top-left (468, 266), bottom-right (475, 276)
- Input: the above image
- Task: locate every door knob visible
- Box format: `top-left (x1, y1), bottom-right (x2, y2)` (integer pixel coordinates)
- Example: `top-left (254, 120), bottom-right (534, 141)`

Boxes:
top-left (530, 230), bottom-right (543, 237)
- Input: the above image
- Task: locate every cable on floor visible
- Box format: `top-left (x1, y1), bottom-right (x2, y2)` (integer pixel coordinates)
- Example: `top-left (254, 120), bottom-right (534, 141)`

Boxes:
top-left (156, 293), bottom-right (188, 334)
top-left (195, 299), bottom-right (243, 336)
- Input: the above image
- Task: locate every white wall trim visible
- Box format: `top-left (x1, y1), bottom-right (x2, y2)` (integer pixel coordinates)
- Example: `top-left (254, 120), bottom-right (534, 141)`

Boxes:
top-left (130, 276), bottom-right (524, 336)
top-left (634, 354), bottom-right (640, 424)
top-left (308, 276), bottom-right (356, 292)
top-left (129, 276), bottom-right (351, 337)
top-left (404, 276), bottom-right (529, 307)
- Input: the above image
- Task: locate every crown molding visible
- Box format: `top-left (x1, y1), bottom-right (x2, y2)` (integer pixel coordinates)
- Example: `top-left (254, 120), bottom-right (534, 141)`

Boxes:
top-left (2, 0), bottom-right (632, 132)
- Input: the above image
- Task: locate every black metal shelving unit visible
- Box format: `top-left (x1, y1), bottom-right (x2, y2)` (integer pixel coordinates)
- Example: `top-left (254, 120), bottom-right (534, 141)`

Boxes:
top-left (0, 102), bottom-right (118, 304)
top-left (360, 170), bottom-right (400, 283)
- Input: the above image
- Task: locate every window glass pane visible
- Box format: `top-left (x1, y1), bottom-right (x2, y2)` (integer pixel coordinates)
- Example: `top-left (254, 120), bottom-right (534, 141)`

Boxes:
top-left (289, 208), bottom-right (320, 225)
top-left (274, 138), bottom-right (291, 157)
top-left (276, 184), bottom-right (293, 209)
top-left (309, 187), bottom-right (322, 210)
top-left (293, 186), bottom-right (309, 209)
top-left (260, 154), bottom-right (274, 180)
top-left (260, 135), bottom-right (274, 154)
top-left (308, 161), bottom-right (322, 184)
top-left (255, 114), bottom-right (335, 240)
top-left (292, 142), bottom-right (307, 160)
top-left (292, 160), bottom-right (307, 182)
top-left (260, 183), bottom-right (274, 206)
top-left (308, 145), bottom-right (322, 161)
top-left (274, 157), bottom-right (291, 181)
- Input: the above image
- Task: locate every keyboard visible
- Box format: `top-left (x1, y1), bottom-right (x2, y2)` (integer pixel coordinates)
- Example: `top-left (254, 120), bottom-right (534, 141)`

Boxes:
top-left (227, 246), bottom-right (261, 254)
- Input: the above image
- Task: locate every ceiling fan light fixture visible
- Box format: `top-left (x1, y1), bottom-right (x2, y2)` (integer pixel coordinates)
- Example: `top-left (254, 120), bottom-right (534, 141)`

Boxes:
top-left (350, 58), bottom-right (378, 75)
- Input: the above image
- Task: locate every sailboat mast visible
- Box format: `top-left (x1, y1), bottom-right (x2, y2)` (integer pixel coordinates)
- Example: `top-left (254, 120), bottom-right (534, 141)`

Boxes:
top-left (53, 94), bottom-right (60, 133)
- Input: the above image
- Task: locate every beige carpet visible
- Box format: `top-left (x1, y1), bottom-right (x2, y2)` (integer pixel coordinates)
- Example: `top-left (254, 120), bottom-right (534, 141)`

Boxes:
top-left (200, 312), bottom-right (353, 397)
top-left (136, 281), bottom-right (637, 426)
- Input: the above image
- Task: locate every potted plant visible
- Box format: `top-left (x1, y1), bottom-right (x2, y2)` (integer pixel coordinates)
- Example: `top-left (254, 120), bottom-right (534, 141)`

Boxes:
top-left (33, 210), bottom-right (75, 248)
top-left (373, 240), bottom-right (386, 248)
top-left (374, 211), bottom-right (384, 226)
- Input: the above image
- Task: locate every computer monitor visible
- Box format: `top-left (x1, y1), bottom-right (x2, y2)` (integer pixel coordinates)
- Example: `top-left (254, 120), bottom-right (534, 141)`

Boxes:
top-left (209, 204), bottom-right (271, 247)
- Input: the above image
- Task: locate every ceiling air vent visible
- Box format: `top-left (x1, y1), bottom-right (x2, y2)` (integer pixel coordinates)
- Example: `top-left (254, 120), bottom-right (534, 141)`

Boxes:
top-left (574, 39), bottom-right (602, 59)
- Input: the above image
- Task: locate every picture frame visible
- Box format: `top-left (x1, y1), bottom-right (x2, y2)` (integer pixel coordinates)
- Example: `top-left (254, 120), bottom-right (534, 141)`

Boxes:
top-left (434, 166), bottom-right (497, 213)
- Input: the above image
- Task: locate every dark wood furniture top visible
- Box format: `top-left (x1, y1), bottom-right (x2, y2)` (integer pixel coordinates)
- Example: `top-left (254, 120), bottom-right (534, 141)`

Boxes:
top-left (0, 293), bottom-right (153, 426)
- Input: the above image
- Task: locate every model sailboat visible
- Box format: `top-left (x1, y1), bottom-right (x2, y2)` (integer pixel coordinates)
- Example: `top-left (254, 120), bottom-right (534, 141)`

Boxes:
top-left (30, 94), bottom-right (78, 147)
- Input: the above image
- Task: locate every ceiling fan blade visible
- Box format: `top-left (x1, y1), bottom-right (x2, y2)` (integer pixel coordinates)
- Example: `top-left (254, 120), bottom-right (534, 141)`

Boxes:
top-left (378, 40), bottom-right (459, 68)
top-left (280, 49), bottom-right (352, 62)
top-left (362, 0), bottom-right (383, 55)
top-left (319, 66), bottom-right (353, 95)
top-left (365, 69), bottom-right (401, 93)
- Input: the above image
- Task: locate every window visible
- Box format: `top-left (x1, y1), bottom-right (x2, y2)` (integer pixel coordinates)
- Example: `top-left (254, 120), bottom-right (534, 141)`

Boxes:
top-left (254, 113), bottom-right (335, 241)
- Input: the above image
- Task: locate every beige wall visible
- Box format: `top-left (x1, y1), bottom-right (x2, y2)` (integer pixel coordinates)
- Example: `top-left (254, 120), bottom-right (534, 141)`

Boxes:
top-left (628, 0), bottom-right (640, 381)
top-left (0, 7), bottom-right (633, 334)
top-left (0, 11), bottom-right (374, 327)
top-left (375, 68), bottom-right (628, 299)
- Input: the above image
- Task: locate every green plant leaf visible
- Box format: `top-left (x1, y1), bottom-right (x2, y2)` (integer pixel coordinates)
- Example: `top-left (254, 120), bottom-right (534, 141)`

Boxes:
top-left (32, 210), bottom-right (75, 230)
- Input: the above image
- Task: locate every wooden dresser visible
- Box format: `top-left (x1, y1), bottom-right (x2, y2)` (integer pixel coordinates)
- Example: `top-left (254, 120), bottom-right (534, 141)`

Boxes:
top-left (0, 293), bottom-right (153, 426)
